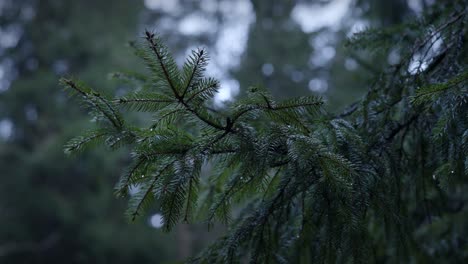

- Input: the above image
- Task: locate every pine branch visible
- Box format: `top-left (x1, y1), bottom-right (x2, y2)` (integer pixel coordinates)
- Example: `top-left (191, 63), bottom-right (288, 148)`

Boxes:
top-left (145, 31), bottom-right (181, 98)
top-left (61, 78), bottom-right (123, 129)
top-left (231, 96), bottom-right (323, 124)
top-left (118, 98), bottom-right (173, 104)
top-left (64, 132), bottom-right (108, 154)
top-left (128, 161), bottom-right (174, 221)
top-left (117, 96), bottom-right (174, 112)
top-left (145, 31), bottom-right (226, 131)
top-left (64, 6), bottom-right (468, 261)
top-left (115, 156), bottom-right (147, 197)
top-left (185, 78), bottom-right (219, 104)
top-left (181, 48), bottom-right (208, 98)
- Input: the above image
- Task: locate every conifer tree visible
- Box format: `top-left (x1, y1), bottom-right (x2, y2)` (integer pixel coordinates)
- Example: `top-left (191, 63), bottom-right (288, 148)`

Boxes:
top-left (63, 1), bottom-right (467, 262)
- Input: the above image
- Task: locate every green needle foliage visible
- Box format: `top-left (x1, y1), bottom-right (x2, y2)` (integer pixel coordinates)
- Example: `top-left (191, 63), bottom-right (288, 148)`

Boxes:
top-left (62, 2), bottom-right (467, 263)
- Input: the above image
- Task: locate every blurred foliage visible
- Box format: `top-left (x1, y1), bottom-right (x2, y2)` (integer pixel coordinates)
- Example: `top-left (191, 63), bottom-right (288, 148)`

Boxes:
top-left (0, 0), bottom-right (178, 263)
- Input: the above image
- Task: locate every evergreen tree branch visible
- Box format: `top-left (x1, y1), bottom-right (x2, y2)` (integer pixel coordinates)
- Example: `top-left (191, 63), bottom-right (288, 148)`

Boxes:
top-left (64, 7), bottom-right (468, 261)
top-left (182, 49), bottom-right (206, 98)
top-left (185, 79), bottom-right (219, 104)
top-left (61, 78), bottom-right (123, 129)
top-left (145, 31), bottom-right (181, 98)
top-left (129, 161), bottom-right (175, 221)
top-left (145, 31), bottom-right (226, 131)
